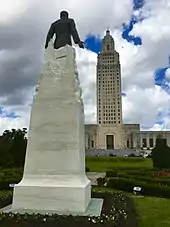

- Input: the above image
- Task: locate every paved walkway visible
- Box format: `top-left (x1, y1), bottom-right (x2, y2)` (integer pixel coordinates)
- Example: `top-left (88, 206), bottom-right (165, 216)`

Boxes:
top-left (86, 172), bottom-right (106, 185)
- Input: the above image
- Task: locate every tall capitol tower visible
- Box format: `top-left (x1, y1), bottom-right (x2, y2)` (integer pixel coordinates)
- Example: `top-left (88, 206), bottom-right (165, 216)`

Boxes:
top-left (97, 30), bottom-right (123, 126)
top-left (95, 30), bottom-right (124, 149)
top-left (85, 30), bottom-right (126, 150)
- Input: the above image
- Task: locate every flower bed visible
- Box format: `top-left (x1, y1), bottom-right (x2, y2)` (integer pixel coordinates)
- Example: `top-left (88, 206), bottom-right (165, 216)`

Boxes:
top-left (0, 192), bottom-right (138, 227)
top-left (152, 171), bottom-right (170, 177)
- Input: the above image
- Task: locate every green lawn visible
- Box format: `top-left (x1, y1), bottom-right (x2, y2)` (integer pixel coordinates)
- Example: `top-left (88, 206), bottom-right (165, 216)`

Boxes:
top-left (88, 157), bottom-right (170, 227)
top-left (93, 186), bottom-right (170, 227)
top-left (134, 196), bottom-right (170, 227)
top-left (86, 156), bottom-right (152, 172)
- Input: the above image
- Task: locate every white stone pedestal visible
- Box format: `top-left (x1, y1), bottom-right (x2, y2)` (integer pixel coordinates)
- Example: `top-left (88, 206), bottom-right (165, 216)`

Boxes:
top-left (12, 44), bottom-right (91, 214)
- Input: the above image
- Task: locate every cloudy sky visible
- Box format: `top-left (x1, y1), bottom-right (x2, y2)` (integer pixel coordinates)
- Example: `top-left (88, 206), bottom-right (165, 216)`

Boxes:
top-left (0, 0), bottom-right (170, 134)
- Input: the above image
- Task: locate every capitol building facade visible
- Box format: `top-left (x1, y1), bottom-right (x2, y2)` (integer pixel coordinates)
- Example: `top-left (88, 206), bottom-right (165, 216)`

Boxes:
top-left (85, 30), bottom-right (170, 151)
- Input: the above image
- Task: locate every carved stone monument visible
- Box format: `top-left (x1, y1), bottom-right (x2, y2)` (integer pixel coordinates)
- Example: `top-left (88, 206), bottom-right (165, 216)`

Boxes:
top-left (11, 42), bottom-right (91, 214)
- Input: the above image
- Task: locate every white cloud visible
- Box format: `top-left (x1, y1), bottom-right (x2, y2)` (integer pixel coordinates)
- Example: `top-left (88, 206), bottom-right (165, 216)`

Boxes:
top-left (122, 85), bottom-right (170, 129)
top-left (0, 0), bottom-right (28, 24)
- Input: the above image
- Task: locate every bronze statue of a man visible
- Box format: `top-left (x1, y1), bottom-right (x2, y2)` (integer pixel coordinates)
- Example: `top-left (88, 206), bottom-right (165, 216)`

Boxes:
top-left (45, 11), bottom-right (84, 50)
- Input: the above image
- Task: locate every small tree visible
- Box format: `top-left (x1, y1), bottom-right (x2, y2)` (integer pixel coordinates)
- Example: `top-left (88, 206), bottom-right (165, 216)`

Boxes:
top-left (151, 136), bottom-right (170, 169)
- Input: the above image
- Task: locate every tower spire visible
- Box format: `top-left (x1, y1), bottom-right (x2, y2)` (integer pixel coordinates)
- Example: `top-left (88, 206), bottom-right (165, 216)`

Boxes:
top-left (101, 29), bottom-right (115, 51)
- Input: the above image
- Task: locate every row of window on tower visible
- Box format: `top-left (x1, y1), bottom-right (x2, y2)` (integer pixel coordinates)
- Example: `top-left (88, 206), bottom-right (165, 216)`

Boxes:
top-left (98, 69), bottom-right (120, 73)
top-left (98, 108), bottom-right (121, 112)
top-left (99, 116), bottom-right (121, 123)
top-left (99, 120), bottom-right (121, 124)
top-left (98, 79), bottom-right (120, 84)
top-left (98, 104), bottom-right (121, 109)
top-left (98, 100), bottom-right (120, 105)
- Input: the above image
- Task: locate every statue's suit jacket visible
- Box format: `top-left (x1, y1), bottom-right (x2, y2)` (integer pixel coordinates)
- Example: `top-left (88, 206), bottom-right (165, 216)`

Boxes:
top-left (45, 18), bottom-right (81, 49)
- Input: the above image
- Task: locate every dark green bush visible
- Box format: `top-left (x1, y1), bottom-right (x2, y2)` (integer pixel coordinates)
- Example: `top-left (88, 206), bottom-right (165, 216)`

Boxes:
top-left (151, 138), bottom-right (170, 169)
top-left (107, 177), bottom-right (136, 192)
top-left (97, 177), bottom-right (106, 187)
top-left (106, 170), bottom-right (118, 177)
top-left (86, 167), bottom-right (90, 172)
top-left (0, 168), bottom-right (22, 190)
top-left (107, 177), bottom-right (170, 198)
top-left (118, 173), bottom-right (170, 187)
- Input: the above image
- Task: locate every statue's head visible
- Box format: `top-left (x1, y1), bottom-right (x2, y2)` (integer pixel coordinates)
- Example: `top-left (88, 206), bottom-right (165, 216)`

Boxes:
top-left (60, 11), bottom-right (69, 19)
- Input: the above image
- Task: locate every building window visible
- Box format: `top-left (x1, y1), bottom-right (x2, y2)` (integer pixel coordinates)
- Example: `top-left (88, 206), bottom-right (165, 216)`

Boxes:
top-left (91, 140), bottom-right (94, 148)
top-left (143, 138), bottom-right (147, 147)
top-left (127, 140), bottom-right (129, 148)
top-left (149, 138), bottom-right (153, 147)
top-left (107, 45), bottom-right (110, 50)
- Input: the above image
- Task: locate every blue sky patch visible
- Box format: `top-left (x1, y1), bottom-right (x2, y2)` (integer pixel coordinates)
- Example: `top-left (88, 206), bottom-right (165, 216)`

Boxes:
top-left (133, 0), bottom-right (145, 10)
top-left (154, 68), bottom-right (167, 86)
top-left (122, 20), bottom-right (142, 45)
top-left (6, 112), bottom-right (19, 119)
top-left (122, 92), bottom-right (127, 97)
top-left (121, 0), bottom-right (144, 45)
top-left (154, 67), bottom-right (170, 94)
top-left (0, 107), bottom-right (19, 119)
top-left (84, 35), bottom-right (102, 54)
top-left (155, 120), bottom-right (164, 125)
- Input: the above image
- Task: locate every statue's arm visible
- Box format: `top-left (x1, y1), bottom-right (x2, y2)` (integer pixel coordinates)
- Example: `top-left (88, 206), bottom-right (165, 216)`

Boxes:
top-left (45, 24), bottom-right (55, 49)
top-left (70, 19), bottom-right (81, 44)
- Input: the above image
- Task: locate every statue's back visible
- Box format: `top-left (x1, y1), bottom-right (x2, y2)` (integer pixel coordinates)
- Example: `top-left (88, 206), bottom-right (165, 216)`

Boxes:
top-left (52, 18), bottom-right (73, 49)
top-left (45, 11), bottom-right (84, 50)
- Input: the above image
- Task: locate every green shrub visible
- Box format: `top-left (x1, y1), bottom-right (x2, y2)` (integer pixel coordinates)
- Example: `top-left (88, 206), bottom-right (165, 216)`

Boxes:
top-left (107, 177), bottom-right (136, 192)
top-left (118, 173), bottom-right (170, 187)
top-left (152, 138), bottom-right (170, 169)
top-left (97, 177), bottom-right (106, 187)
top-left (106, 170), bottom-right (118, 177)
top-left (0, 168), bottom-right (22, 190)
top-left (107, 177), bottom-right (170, 198)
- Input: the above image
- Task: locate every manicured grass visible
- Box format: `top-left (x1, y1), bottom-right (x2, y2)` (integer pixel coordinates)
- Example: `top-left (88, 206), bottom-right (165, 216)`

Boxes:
top-left (86, 156), bottom-right (152, 172)
top-left (93, 186), bottom-right (170, 227)
top-left (133, 196), bottom-right (170, 227)
top-left (89, 156), bottom-right (170, 227)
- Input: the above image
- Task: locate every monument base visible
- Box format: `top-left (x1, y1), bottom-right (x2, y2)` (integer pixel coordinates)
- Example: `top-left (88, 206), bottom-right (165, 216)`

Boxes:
top-left (0, 198), bottom-right (103, 217)
top-left (12, 175), bottom-right (91, 214)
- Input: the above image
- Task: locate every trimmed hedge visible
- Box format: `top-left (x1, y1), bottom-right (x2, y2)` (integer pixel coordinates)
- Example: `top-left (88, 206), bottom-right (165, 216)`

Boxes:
top-left (107, 177), bottom-right (170, 198)
top-left (106, 169), bottom-right (154, 178)
top-left (0, 168), bottom-right (23, 190)
top-left (106, 170), bottom-right (118, 177)
top-left (130, 176), bottom-right (170, 187)
top-left (107, 171), bottom-right (170, 187)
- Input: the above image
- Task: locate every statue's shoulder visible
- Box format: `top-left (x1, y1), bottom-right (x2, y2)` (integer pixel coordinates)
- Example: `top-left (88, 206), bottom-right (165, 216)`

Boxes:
top-left (68, 18), bottom-right (76, 25)
top-left (69, 18), bottom-right (74, 22)
top-left (51, 19), bottom-right (60, 26)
